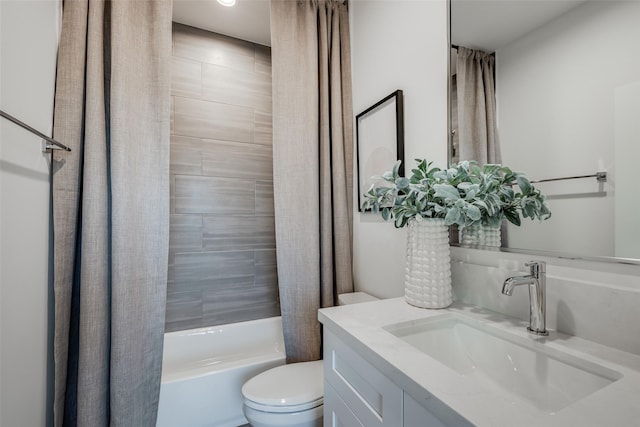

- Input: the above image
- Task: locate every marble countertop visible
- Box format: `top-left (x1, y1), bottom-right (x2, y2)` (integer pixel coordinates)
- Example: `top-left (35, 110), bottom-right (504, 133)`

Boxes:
top-left (318, 297), bottom-right (640, 427)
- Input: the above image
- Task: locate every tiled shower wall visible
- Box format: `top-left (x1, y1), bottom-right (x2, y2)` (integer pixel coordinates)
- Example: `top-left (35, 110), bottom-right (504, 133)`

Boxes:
top-left (167, 23), bottom-right (279, 332)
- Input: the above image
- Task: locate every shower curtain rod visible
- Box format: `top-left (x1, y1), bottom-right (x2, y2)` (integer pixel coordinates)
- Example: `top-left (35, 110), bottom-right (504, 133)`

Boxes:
top-left (0, 109), bottom-right (71, 151)
top-left (451, 44), bottom-right (495, 56)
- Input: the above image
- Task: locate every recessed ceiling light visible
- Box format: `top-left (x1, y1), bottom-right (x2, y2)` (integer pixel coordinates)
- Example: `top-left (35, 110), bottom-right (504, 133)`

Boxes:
top-left (217, 0), bottom-right (236, 7)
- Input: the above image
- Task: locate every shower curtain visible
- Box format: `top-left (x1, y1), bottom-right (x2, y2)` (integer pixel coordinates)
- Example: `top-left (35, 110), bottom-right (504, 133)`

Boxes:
top-left (51, 1), bottom-right (171, 425)
top-left (456, 46), bottom-right (501, 164)
top-left (270, 0), bottom-right (354, 363)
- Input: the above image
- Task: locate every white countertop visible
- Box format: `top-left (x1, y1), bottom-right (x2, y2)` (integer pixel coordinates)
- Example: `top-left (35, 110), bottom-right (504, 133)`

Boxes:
top-left (318, 297), bottom-right (640, 427)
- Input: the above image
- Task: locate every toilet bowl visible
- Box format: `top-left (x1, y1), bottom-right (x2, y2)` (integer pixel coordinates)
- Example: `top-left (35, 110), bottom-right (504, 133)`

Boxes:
top-left (241, 292), bottom-right (378, 427)
top-left (242, 361), bottom-right (324, 427)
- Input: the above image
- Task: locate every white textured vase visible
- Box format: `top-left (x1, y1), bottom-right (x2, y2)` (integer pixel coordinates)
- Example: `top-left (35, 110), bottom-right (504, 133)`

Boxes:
top-left (460, 224), bottom-right (502, 247)
top-left (404, 218), bottom-right (452, 309)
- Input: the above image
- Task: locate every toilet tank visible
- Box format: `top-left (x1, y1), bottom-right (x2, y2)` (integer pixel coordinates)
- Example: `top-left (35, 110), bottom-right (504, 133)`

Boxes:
top-left (338, 292), bottom-right (379, 306)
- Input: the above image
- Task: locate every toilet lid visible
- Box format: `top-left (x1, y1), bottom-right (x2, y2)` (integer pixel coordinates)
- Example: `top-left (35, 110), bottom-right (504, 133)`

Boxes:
top-left (242, 360), bottom-right (324, 412)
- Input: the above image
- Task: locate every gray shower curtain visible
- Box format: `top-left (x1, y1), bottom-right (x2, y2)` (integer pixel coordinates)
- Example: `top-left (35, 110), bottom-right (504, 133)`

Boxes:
top-left (270, 0), bottom-right (354, 363)
top-left (51, 1), bottom-right (171, 425)
top-left (456, 46), bottom-right (501, 164)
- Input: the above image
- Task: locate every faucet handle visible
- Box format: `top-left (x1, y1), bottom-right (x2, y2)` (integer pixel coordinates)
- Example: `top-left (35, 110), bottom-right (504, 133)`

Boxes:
top-left (525, 260), bottom-right (546, 275)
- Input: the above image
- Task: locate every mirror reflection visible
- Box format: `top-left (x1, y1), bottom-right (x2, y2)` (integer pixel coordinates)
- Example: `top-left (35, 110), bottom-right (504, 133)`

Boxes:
top-left (450, 0), bottom-right (640, 261)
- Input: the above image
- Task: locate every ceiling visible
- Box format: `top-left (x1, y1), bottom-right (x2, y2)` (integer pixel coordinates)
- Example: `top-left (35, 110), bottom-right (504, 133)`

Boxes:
top-left (172, 0), bottom-right (271, 46)
top-left (173, 0), bottom-right (588, 63)
top-left (451, 0), bottom-right (587, 52)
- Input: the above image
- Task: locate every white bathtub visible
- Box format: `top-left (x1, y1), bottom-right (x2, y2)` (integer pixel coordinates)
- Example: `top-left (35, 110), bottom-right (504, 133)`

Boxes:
top-left (157, 316), bottom-right (286, 427)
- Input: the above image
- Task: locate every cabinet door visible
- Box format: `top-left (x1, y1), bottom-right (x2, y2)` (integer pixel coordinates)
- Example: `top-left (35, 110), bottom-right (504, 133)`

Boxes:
top-left (324, 383), bottom-right (364, 427)
top-left (324, 332), bottom-right (403, 427)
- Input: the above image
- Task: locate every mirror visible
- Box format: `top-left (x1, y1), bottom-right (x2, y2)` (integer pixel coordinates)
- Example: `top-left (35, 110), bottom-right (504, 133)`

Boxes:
top-left (450, 0), bottom-right (640, 263)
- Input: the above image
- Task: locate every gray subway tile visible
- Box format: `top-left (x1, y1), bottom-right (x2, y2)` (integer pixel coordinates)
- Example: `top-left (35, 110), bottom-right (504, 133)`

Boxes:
top-left (169, 174), bottom-right (175, 214)
top-left (168, 23), bottom-right (279, 332)
top-left (254, 44), bottom-right (272, 75)
top-left (254, 112), bottom-right (272, 146)
top-left (165, 317), bottom-right (204, 333)
top-left (255, 180), bottom-right (275, 215)
top-left (170, 96), bottom-right (175, 134)
top-left (175, 175), bottom-right (255, 215)
top-left (166, 290), bottom-right (203, 323)
top-left (202, 282), bottom-right (280, 326)
top-left (201, 139), bottom-right (272, 180)
top-left (173, 23), bottom-right (255, 72)
top-left (255, 249), bottom-right (278, 287)
top-left (174, 97), bottom-right (254, 142)
top-left (202, 64), bottom-right (271, 113)
top-left (169, 214), bottom-right (203, 254)
top-left (202, 215), bottom-right (275, 251)
top-left (170, 135), bottom-right (202, 175)
top-left (171, 57), bottom-right (202, 98)
top-left (202, 303), bottom-right (280, 327)
top-left (173, 250), bottom-right (255, 291)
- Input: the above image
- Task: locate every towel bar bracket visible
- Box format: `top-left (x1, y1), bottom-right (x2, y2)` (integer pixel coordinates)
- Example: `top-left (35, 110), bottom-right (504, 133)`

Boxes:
top-left (41, 140), bottom-right (68, 152)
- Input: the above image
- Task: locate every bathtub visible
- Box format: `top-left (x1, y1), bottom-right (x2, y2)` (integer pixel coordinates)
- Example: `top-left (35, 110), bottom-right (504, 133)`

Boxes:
top-left (156, 316), bottom-right (286, 427)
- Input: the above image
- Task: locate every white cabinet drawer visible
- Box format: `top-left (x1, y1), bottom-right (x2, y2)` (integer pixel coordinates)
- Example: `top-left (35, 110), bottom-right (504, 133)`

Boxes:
top-left (324, 382), bottom-right (364, 427)
top-left (324, 331), bottom-right (402, 427)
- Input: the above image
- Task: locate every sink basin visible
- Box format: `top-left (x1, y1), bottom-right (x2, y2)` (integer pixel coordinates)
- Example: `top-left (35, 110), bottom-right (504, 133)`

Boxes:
top-left (384, 314), bottom-right (622, 413)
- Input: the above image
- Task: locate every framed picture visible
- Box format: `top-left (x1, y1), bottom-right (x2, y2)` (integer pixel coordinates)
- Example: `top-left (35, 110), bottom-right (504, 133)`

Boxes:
top-left (356, 90), bottom-right (405, 212)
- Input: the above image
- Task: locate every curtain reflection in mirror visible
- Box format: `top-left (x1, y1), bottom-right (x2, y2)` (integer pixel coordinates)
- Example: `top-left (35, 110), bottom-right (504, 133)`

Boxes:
top-left (454, 46), bottom-right (501, 165)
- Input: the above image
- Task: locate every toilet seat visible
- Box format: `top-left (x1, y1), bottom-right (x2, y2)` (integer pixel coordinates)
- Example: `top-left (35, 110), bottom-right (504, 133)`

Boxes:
top-left (242, 360), bottom-right (324, 413)
top-left (244, 396), bottom-right (323, 413)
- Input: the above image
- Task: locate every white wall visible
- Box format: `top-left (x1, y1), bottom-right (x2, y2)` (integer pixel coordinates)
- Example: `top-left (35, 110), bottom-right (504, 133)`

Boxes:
top-left (496, 1), bottom-right (640, 258)
top-left (351, 0), bottom-right (448, 298)
top-left (0, 1), bottom-right (61, 425)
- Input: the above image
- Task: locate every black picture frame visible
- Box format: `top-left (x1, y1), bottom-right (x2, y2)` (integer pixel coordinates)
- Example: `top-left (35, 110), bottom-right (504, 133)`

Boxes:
top-left (355, 90), bottom-right (405, 212)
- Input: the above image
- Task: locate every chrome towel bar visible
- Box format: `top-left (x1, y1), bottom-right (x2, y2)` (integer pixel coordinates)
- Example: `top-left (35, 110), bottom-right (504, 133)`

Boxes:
top-left (531, 172), bottom-right (607, 184)
top-left (0, 109), bottom-right (71, 152)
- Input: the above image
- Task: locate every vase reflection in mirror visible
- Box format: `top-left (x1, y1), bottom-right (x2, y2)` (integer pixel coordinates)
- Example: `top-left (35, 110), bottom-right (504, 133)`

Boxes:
top-left (460, 223), bottom-right (501, 247)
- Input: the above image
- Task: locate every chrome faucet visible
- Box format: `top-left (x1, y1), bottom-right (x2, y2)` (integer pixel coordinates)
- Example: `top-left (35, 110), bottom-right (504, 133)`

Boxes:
top-left (502, 261), bottom-right (548, 336)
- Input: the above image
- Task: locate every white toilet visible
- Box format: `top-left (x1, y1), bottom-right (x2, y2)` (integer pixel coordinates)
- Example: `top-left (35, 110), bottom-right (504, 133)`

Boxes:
top-left (242, 360), bottom-right (324, 427)
top-left (241, 292), bottom-right (378, 427)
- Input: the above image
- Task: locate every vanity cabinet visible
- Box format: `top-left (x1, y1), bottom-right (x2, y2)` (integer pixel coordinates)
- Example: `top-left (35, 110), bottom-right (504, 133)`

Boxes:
top-left (324, 382), bottom-right (364, 427)
top-left (403, 393), bottom-right (447, 427)
top-left (323, 330), bottom-right (450, 427)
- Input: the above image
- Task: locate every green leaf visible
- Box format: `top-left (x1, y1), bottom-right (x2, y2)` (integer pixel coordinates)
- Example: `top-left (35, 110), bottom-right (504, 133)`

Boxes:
top-left (482, 164), bottom-right (502, 175)
top-left (395, 177), bottom-right (410, 190)
top-left (465, 204), bottom-right (482, 221)
top-left (473, 199), bottom-right (488, 211)
top-left (433, 184), bottom-right (460, 200)
top-left (499, 186), bottom-right (515, 201)
top-left (415, 159), bottom-right (427, 173)
top-left (392, 160), bottom-right (402, 178)
top-left (444, 206), bottom-right (461, 225)
top-left (504, 208), bottom-right (521, 226)
top-left (433, 170), bottom-right (448, 180)
top-left (382, 207), bottom-right (390, 221)
top-left (516, 175), bottom-right (532, 194)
